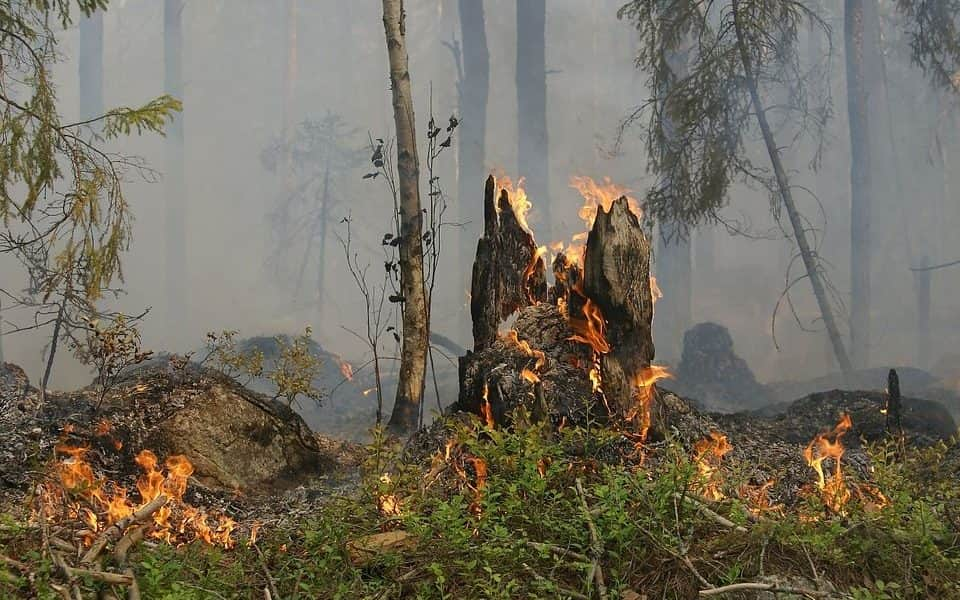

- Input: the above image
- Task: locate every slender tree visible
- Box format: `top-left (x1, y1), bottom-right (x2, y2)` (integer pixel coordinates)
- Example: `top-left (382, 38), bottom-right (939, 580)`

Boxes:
top-left (381, 0), bottom-right (429, 434)
top-left (516, 0), bottom-right (550, 239)
top-left (456, 0), bottom-right (489, 342)
top-left (618, 0), bottom-right (854, 373)
top-left (845, 0), bottom-right (873, 368)
top-left (164, 0), bottom-right (186, 339)
top-left (280, 0), bottom-right (298, 207)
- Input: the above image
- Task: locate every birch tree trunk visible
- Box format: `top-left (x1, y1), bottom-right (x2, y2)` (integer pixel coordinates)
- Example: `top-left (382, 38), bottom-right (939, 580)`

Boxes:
top-left (516, 0), bottom-right (550, 240)
top-left (164, 0), bottom-right (187, 339)
top-left (382, 0), bottom-right (429, 434)
top-left (845, 0), bottom-right (873, 368)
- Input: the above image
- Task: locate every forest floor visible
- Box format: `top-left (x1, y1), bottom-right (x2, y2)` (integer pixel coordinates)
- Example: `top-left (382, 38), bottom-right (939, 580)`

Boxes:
top-left (2, 398), bottom-right (960, 599)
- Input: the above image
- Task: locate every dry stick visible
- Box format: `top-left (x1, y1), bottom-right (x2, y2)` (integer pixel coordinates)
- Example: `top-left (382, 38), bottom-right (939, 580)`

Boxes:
top-left (525, 541), bottom-right (591, 564)
top-left (253, 543), bottom-right (281, 600)
top-left (125, 568), bottom-right (140, 600)
top-left (113, 526), bottom-right (144, 567)
top-left (522, 563), bottom-right (590, 600)
top-left (575, 479), bottom-right (609, 600)
top-left (1, 554), bottom-right (30, 571)
top-left (82, 495), bottom-right (168, 565)
top-left (62, 565), bottom-right (134, 585)
top-left (699, 581), bottom-right (834, 597)
top-left (674, 493), bottom-right (748, 533)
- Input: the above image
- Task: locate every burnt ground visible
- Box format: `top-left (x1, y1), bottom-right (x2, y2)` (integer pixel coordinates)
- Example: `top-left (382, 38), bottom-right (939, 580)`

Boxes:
top-left (2, 359), bottom-right (958, 533)
top-left (0, 361), bottom-right (364, 534)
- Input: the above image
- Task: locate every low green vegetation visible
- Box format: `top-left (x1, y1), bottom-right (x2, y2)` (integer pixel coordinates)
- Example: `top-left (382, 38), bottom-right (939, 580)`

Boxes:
top-left (2, 418), bottom-right (959, 599)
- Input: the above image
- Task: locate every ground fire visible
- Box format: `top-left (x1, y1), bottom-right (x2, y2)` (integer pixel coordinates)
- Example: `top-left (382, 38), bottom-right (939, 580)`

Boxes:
top-left (36, 434), bottom-right (236, 550)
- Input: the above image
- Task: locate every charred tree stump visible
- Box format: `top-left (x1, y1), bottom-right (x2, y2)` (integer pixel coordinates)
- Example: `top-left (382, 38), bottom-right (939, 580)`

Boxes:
top-left (581, 197), bottom-right (656, 414)
top-left (470, 175), bottom-right (547, 351)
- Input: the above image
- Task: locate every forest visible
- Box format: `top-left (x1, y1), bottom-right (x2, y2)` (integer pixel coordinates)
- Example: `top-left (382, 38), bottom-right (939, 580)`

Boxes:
top-left (1, 0), bottom-right (960, 598)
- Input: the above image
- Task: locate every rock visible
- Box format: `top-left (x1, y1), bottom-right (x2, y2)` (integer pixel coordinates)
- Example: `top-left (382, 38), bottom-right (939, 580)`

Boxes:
top-left (668, 322), bottom-right (773, 412)
top-left (346, 530), bottom-right (416, 567)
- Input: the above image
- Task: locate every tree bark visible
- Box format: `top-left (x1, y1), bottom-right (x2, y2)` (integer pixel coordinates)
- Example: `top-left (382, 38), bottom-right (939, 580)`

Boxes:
top-left (470, 175), bottom-right (547, 352)
top-left (845, 0), bottom-right (873, 368)
top-left (516, 0), bottom-right (550, 241)
top-left (78, 9), bottom-right (103, 123)
top-left (382, 0), bottom-right (429, 434)
top-left (164, 0), bottom-right (187, 341)
top-left (731, 0), bottom-right (853, 374)
top-left (457, 0), bottom-right (489, 345)
top-left (582, 197), bottom-right (656, 414)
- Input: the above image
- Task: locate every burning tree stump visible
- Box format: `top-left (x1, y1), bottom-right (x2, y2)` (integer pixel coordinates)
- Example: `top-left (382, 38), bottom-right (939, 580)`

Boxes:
top-left (582, 196), bottom-right (655, 414)
top-left (471, 175), bottom-right (547, 351)
top-left (458, 177), bottom-right (657, 429)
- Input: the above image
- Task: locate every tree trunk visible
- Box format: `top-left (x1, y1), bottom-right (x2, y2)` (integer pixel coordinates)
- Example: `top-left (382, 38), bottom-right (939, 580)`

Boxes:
top-left (456, 0), bottom-right (489, 345)
top-left (582, 197), bottom-right (656, 414)
top-left (845, 0), bottom-right (873, 368)
top-left (516, 0), bottom-right (549, 240)
top-left (280, 0), bottom-right (298, 214)
top-left (164, 0), bottom-right (187, 341)
top-left (317, 165), bottom-right (330, 329)
top-left (654, 224), bottom-right (691, 364)
top-left (78, 9), bottom-right (103, 123)
top-left (382, 0), bottom-right (429, 434)
top-left (731, 0), bottom-right (853, 374)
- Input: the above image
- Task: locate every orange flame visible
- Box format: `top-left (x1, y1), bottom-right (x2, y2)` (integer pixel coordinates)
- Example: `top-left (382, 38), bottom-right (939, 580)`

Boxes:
top-left (693, 432), bottom-right (732, 501)
top-left (497, 176), bottom-right (533, 234)
top-left (337, 357), bottom-right (354, 381)
top-left (738, 480), bottom-right (783, 517)
top-left (568, 298), bottom-right (611, 355)
top-left (625, 365), bottom-right (672, 442)
top-left (520, 368), bottom-right (540, 384)
top-left (503, 330), bottom-right (547, 372)
top-left (803, 413), bottom-right (853, 513)
top-left (41, 444), bottom-right (235, 548)
top-left (481, 383), bottom-right (495, 428)
top-left (569, 176), bottom-right (641, 230)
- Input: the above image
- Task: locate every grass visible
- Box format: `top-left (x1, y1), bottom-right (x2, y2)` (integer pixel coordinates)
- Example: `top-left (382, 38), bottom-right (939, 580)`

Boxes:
top-left (2, 417), bottom-right (960, 599)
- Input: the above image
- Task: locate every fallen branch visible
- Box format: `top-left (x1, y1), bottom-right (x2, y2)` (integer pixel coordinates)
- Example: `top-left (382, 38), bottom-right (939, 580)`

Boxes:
top-left (525, 541), bottom-right (590, 564)
top-left (82, 494), bottom-right (168, 565)
top-left (699, 581), bottom-right (834, 597)
top-left (62, 565), bottom-right (134, 585)
top-left (522, 563), bottom-right (590, 600)
top-left (1, 554), bottom-right (30, 571)
top-left (125, 567), bottom-right (141, 600)
top-left (113, 525), bottom-right (144, 567)
top-left (254, 542), bottom-right (281, 600)
top-left (575, 479), bottom-right (609, 600)
top-left (674, 493), bottom-right (748, 533)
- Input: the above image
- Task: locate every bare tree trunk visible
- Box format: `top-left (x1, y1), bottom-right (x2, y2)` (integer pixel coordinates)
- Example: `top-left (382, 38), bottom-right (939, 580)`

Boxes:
top-left (846, 0), bottom-right (873, 368)
top-left (40, 300), bottom-right (65, 402)
top-left (655, 224), bottom-right (691, 364)
top-left (78, 9), bottom-right (103, 123)
top-left (516, 0), bottom-right (550, 240)
top-left (280, 0), bottom-right (298, 211)
top-left (382, 0), bottom-right (429, 434)
top-left (732, 0), bottom-right (853, 374)
top-left (164, 0), bottom-right (187, 341)
top-left (456, 0), bottom-right (489, 345)
top-left (317, 165), bottom-right (330, 328)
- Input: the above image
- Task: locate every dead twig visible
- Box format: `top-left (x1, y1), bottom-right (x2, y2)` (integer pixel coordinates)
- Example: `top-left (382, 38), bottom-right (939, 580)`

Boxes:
top-left (525, 541), bottom-right (591, 564)
top-left (113, 526), bottom-right (144, 567)
top-left (522, 563), bottom-right (590, 600)
top-left (82, 494), bottom-right (168, 565)
top-left (575, 478), bottom-right (609, 600)
top-left (253, 542), bottom-right (281, 600)
top-left (699, 581), bottom-right (834, 597)
top-left (1, 554), bottom-right (30, 571)
top-left (674, 493), bottom-right (748, 533)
